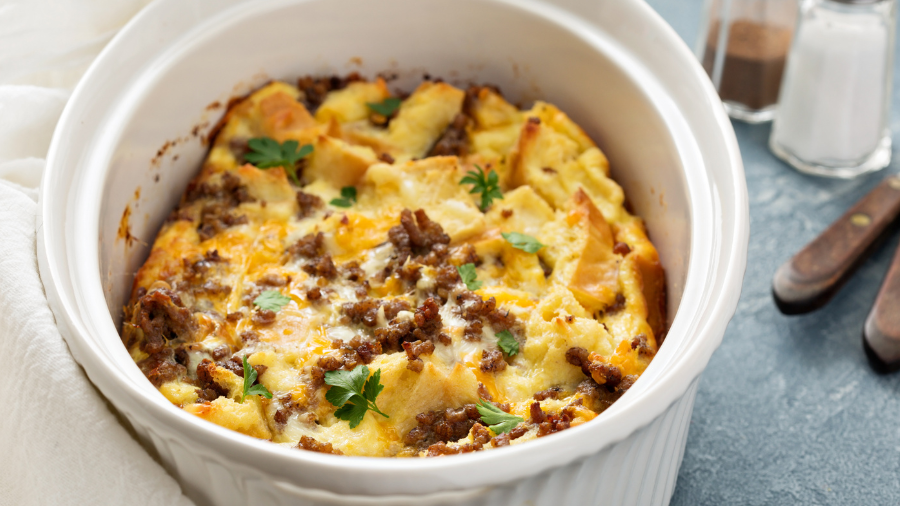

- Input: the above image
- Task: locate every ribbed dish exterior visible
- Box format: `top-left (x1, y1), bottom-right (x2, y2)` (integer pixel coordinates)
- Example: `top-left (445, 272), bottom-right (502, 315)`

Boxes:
top-left (126, 379), bottom-right (699, 506)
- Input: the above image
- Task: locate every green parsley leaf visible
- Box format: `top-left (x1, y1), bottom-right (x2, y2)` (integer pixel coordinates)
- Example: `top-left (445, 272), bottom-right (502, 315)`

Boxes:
top-left (501, 231), bottom-right (545, 254)
top-left (329, 186), bottom-right (358, 208)
top-left (246, 384), bottom-right (272, 398)
top-left (366, 97), bottom-right (402, 117)
top-left (362, 369), bottom-right (388, 417)
top-left (496, 329), bottom-right (519, 356)
top-left (460, 164), bottom-right (503, 211)
top-left (334, 398), bottom-right (370, 428)
top-left (241, 355), bottom-right (272, 403)
top-left (325, 364), bottom-right (389, 428)
top-left (324, 367), bottom-right (368, 401)
top-left (476, 400), bottom-right (524, 434)
top-left (457, 263), bottom-right (482, 291)
top-left (244, 137), bottom-right (313, 185)
top-left (253, 290), bottom-right (291, 312)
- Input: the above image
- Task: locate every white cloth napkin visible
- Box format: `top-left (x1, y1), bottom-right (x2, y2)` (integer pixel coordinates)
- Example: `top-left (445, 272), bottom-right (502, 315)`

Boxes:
top-left (0, 1), bottom-right (192, 504)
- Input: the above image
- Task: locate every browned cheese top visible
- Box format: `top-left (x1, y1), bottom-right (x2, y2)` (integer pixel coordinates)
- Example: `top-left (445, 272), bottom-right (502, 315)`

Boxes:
top-left (122, 76), bottom-right (666, 457)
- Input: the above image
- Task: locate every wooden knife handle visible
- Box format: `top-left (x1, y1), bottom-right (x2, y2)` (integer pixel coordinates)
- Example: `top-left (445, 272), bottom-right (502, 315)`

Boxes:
top-left (773, 175), bottom-right (900, 315)
top-left (863, 241), bottom-right (900, 373)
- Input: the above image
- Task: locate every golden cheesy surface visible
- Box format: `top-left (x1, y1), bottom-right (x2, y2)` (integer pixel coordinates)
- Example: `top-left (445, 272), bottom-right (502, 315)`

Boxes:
top-left (122, 75), bottom-right (667, 457)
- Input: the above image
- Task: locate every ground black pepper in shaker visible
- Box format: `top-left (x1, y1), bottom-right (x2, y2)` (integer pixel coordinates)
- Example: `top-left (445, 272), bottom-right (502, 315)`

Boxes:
top-left (698, 0), bottom-right (797, 123)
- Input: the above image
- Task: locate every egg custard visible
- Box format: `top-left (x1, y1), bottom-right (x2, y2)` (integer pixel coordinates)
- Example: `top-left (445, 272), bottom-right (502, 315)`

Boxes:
top-left (122, 75), bottom-right (667, 457)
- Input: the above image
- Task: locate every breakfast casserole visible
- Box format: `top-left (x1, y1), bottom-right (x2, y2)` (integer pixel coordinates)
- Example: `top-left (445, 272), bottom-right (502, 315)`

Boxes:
top-left (121, 75), bottom-right (667, 457)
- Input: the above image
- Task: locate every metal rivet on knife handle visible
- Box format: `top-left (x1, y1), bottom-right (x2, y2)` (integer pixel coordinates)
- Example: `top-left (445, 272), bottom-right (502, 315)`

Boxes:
top-left (863, 242), bottom-right (900, 373)
top-left (773, 176), bottom-right (900, 315)
top-left (851, 213), bottom-right (872, 227)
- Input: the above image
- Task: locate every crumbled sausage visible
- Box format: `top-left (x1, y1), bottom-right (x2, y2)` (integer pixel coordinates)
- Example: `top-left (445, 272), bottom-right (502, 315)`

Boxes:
top-left (197, 202), bottom-right (248, 241)
top-left (257, 272), bottom-right (288, 286)
top-left (296, 73), bottom-right (362, 111)
top-left (533, 387), bottom-right (561, 401)
top-left (402, 339), bottom-right (435, 372)
top-left (185, 171), bottom-right (254, 207)
top-left (373, 318), bottom-right (414, 351)
top-left (605, 293), bottom-right (627, 315)
top-left (383, 299), bottom-right (411, 320)
top-left (412, 297), bottom-right (443, 340)
top-left (530, 401), bottom-right (545, 424)
top-left (342, 261), bottom-right (365, 282)
top-left (491, 433), bottom-right (510, 447)
top-left (290, 232), bottom-right (323, 258)
top-left (317, 355), bottom-right (343, 371)
top-left (297, 435), bottom-right (343, 455)
top-left (613, 241), bottom-right (631, 256)
top-left (388, 209), bottom-right (451, 264)
top-left (477, 383), bottom-right (493, 401)
top-left (479, 349), bottom-right (507, 373)
top-left (405, 404), bottom-right (482, 451)
top-left (302, 254), bottom-right (337, 279)
top-left (565, 347), bottom-right (622, 387)
top-left (429, 113), bottom-right (470, 157)
top-left (240, 330), bottom-right (259, 344)
top-left (342, 298), bottom-right (382, 327)
top-left (631, 334), bottom-right (655, 357)
top-left (210, 344), bottom-right (231, 361)
top-left (218, 357), bottom-right (243, 377)
top-left (196, 359), bottom-right (229, 398)
top-left (308, 366), bottom-right (325, 390)
top-left (296, 191), bottom-right (323, 218)
top-left (471, 423), bottom-right (492, 446)
top-left (463, 320), bottom-right (483, 341)
top-left (509, 426), bottom-right (528, 440)
top-left (138, 349), bottom-right (186, 387)
top-left (252, 309), bottom-right (277, 326)
top-left (137, 288), bottom-right (195, 355)
top-left (535, 404), bottom-right (579, 438)
top-left (355, 341), bottom-right (382, 364)
top-left (306, 286), bottom-right (323, 301)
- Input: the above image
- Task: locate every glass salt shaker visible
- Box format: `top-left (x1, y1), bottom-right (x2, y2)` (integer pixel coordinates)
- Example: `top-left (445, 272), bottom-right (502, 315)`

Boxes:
top-left (770, 0), bottom-right (896, 178)
top-left (698, 0), bottom-right (798, 123)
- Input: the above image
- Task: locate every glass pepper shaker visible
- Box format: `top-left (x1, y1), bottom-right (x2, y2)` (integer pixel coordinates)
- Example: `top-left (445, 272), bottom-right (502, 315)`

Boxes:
top-left (769, 0), bottom-right (896, 178)
top-left (698, 0), bottom-right (798, 123)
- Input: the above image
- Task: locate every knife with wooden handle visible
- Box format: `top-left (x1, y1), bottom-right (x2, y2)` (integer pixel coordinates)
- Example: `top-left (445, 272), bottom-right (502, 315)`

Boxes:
top-left (863, 242), bottom-right (900, 372)
top-left (772, 175), bottom-right (900, 315)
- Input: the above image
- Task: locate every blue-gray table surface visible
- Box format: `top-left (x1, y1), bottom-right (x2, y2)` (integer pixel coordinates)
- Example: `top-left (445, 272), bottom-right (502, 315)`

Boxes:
top-left (644, 2), bottom-right (900, 504)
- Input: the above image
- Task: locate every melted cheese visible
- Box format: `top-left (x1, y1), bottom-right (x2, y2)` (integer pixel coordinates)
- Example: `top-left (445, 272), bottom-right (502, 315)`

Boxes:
top-left (123, 77), bottom-right (665, 458)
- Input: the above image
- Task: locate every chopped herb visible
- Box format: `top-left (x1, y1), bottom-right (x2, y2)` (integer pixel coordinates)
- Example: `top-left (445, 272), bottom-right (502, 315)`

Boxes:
top-left (460, 164), bottom-right (503, 211)
top-left (253, 290), bottom-right (291, 312)
top-left (244, 137), bottom-right (313, 185)
top-left (476, 400), bottom-right (524, 434)
top-left (241, 355), bottom-right (272, 403)
top-left (501, 231), bottom-right (545, 254)
top-left (457, 263), bottom-right (482, 291)
top-left (324, 365), bottom-right (389, 428)
top-left (366, 97), bottom-right (402, 117)
top-left (329, 186), bottom-right (358, 208)
top-left (496, 330), bottom-right (519, 356)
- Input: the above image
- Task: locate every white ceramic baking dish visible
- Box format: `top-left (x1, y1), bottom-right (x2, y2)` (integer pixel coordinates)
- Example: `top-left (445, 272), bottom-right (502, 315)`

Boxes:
top-left (36, 0), bottom-right (748, 504)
